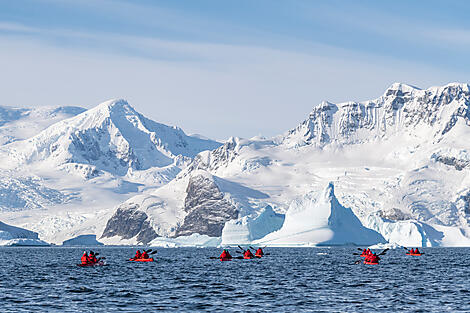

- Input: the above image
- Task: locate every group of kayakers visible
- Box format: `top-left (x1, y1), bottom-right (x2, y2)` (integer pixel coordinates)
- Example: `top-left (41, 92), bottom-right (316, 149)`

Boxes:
top-left (133, 250), bottom-right (150, 260)
top-left (80, 251), bottom-right (100, 265)
top-left (219, 247), bottom-right (265, 260)
top-left (407, 248), bottom-right (421, 254)
top-left (360, 248), bottom-right (380, 263)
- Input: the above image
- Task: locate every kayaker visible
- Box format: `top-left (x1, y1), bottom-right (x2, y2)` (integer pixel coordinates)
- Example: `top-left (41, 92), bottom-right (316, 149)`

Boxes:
top-left (256, 247), bottom-right (264, 256)
top-left (219, 249), bottom-right (232, 260)
top-left (134, 250), bottom-right (142, 259)
top-left (88, 251), bottom-right (98, 264)
top-left (244, 249), bottom-right (254, 259)
top-left (141, 250), bottom-right (149, 259)
top-left (414, 248), bottom-right (420, 254)
top-left (81, 251), bottom-right (89, 265)
top-left (366, 248), bottom-right (372, 255)
top-left (370, 253), bottom-right (380, 263)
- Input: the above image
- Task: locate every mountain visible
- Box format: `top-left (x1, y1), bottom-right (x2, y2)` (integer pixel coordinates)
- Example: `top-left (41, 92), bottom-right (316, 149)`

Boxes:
top-left (0, 99), bottom-right (221, 244)
top-left (102, 82), bottom-right (470, 247)
top-left (281, 82), bottom-right (470, 147)
top-left (3, 83), bottom-right (470, 247)
top-left (99, 169), bottom-right (268, 244)
top-left (1, 99), bottom-right (221, 180)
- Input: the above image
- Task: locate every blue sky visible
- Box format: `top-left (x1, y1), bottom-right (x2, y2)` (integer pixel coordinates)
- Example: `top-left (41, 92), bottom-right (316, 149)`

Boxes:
top-left (1, 0), bottom-right (469, 139)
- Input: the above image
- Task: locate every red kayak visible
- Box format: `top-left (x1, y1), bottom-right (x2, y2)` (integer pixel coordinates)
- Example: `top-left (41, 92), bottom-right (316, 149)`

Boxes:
top-left (129, 258), bottom-right (154, 262)
top-left (77, 261), bottom-right (105, 267)
top-left (220, 258), bottom-right (232, 261)
top-left (363, 261), bottom-right (379, 265)
top-left (255, 254), bottom-right (263, 258)
top-left (406, 253), bottom-right (422, 256)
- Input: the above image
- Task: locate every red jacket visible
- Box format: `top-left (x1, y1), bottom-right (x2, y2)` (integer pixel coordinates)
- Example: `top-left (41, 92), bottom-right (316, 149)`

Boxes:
top-left (134, 251), bottom-right (142, 259)
top-left (244, 250), bottom-right (254, 258)
top-left (256, 248), bottom-right (264, 256)
top-left (141, 252), bottom-right (149, 259)
top-left (89, 255), bottom-right (98, 263)
top-left (220, 250), bottom-right (232, 259)
top-left (81, 253), bottom-right (89, 264)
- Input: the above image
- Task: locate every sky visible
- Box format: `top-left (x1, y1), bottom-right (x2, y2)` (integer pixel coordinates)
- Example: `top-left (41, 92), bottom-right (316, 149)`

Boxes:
top-left (1, 0), bottom-right (470, 140)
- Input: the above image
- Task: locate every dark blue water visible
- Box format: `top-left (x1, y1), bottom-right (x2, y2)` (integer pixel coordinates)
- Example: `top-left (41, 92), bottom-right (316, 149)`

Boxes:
top-left (0, 247), bottom-right (469, 312)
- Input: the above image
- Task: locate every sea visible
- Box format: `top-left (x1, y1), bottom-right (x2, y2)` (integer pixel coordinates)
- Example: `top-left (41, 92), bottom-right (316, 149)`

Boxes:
top-left (0, 247), bottom-right (468, 312)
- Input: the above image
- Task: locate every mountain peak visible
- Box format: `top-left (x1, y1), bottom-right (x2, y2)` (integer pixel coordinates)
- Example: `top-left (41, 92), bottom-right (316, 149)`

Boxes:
top-left (282, 82), bottom-right (470, 148)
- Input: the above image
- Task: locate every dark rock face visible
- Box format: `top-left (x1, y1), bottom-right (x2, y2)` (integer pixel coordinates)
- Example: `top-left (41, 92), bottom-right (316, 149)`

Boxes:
top-left (101, 203), bottom-right (158, 244)
top-left (431, 154), bottom-right (469, 171)
top-left (174, 175), bottom-right (238, 237)
top-left (377, 208), bottom-right (411, 221)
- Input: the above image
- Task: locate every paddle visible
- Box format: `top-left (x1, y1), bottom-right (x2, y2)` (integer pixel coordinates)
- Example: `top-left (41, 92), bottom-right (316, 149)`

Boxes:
top-left (378, 248), bottom-right (389, 256)
top-left (150, 251), bottom-right (157, 255)
top-left (357, 248), bottom-right (364, 252)
top-left (238, 245), bottom-right (245, 253)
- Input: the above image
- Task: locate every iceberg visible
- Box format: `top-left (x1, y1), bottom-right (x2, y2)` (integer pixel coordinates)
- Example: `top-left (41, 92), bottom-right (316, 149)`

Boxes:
top-left (0, 221), bottom-right (49, 246)
top-left (62, 234), bottom-right (104, 246)
top-left (254, 183), bottom-right (386, 246)
top-left (221, 205), bottom-right (284, 245)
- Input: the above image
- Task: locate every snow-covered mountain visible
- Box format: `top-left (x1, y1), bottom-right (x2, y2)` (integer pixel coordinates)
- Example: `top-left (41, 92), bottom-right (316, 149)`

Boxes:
top-left (1, 99), bottom-right (220, 180)
top-left (281, 82), bottom-right (470, 147)
top-left (101, 82), bottom-right (470, 247)
top-left (3, 83), bottom-right (470, 247)
top-left (0, 99), bottom-right (221, 244)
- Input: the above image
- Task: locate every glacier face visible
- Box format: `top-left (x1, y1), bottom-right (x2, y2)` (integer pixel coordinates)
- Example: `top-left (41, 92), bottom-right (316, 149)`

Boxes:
top-left (3, 83), bottom-right (470, 247)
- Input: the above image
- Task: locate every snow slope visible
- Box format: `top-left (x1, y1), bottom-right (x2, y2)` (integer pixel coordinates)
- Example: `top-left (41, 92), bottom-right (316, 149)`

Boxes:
top-left (0, 105), bottom-right (85, 145)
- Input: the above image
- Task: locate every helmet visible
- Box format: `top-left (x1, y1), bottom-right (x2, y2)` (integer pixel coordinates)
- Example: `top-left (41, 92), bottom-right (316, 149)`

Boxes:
top-left (83, 251), bottom-right (87, 255)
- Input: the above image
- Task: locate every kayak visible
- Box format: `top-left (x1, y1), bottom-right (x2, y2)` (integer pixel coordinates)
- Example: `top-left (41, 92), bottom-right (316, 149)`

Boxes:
top-left (244, 256), bottom-right (254, 259)
top-left (129, 258), bottom-right (154, 262)
top-left (255, 254), bottom-right (263, 258)
top-left (360, 254), bottom-right (368, 257)
top-left (406, 253), bottom-right (422, 256)
top-left (363, 261), bottom-right (379, 265)
top-left (220, 258), bottom-right (232, 261)
top-left (77, 261), bottom-right (105, 267)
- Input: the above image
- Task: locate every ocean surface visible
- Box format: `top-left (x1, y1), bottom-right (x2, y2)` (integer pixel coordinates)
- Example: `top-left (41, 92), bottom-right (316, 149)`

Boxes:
top-left (0, 247), bottom-right (469, 312)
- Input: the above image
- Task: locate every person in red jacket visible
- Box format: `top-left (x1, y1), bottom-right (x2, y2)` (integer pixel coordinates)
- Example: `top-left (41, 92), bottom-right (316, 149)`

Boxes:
top-left (134, 250), bottom-right (142, 260)
top-left (414, 248), bottom-right (420, 254)
top-left (81, 251), bottom-right (89, 265)
top-left (244, 249), bottom-right (254, 259)
top-left (368, 253), bottom-right (380, 264)
top-left (366, 248), bottom-right (372, 255)
top-left (255, 247), bottom-right (264, 257)
top-left (88, 251), bottom-right (98, 264)
top-left (141, 251), bottom-right (149, 259)
top-left (219, 249), bottom-right (232, 260)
